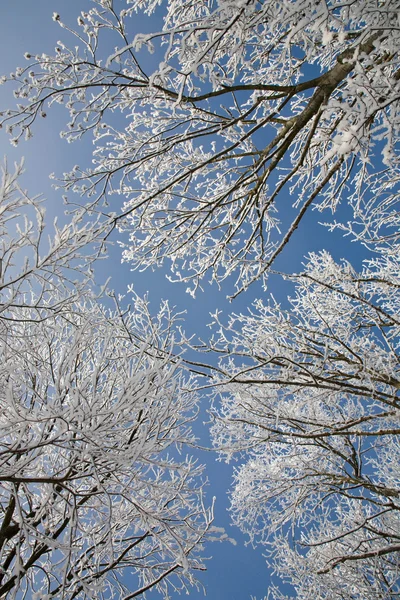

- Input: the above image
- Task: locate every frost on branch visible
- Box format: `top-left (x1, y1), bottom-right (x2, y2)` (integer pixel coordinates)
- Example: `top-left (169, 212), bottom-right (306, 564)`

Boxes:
top-left (2, 0), bottom-right (399, 294)
top-left (0, 161), bottom-right (217, 598)
top-left (210, 251), bottom-right (400, 598)
top-left (0, 159), bottom-right (108, 317)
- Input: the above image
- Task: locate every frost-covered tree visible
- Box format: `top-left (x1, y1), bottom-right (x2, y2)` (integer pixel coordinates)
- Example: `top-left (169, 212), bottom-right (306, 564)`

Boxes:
top-left (209, 251), bottom-right (400, 599)
top-left (2, 2), bottom-right (400, 596)
top-left (0, 162), bottom-right (217, 599)
top-left (2, 0), bottom-right (399, 295)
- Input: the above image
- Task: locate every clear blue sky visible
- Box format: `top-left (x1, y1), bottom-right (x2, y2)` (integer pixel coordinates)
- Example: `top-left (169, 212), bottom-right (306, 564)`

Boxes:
top-left (0, 2), bottom-right (367, 599)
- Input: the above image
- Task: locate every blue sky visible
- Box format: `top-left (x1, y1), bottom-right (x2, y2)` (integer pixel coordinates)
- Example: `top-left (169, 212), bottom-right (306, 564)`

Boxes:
top-left (0, 2), bottom-right (369, 598)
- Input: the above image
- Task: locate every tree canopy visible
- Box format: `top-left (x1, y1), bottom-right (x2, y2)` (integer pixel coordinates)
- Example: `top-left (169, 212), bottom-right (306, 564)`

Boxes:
top-left (0, 161), bottom-right (217, 599)
top-left (210, 250), bottom-right (400, 598)
top-left (3, 0), bottom-right (399, 294)
top-left (1, 0), bottom-right (400, 598)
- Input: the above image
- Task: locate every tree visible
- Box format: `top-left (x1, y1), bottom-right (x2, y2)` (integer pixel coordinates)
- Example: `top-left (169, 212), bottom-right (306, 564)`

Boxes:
top-left (2, 0), bottom-right (399, 295)
top-left (209, 250), bottom-right (400, 598)
top-left (2, 2), bottom-right (400, 597)
top-left (0, 161), bottom-right (217, 599)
